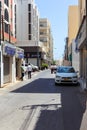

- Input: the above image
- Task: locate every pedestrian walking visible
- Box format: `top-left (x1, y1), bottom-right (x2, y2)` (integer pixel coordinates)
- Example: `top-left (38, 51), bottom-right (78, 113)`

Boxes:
top-left (21, 64), bottom-right (25, 81)
top-left (27, 63), bottom-right (32, 79)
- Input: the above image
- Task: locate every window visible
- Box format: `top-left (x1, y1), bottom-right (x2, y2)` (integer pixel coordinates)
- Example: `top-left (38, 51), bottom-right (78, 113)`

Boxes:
top-left (4, 0), bottom-right (9, 6)
top-left (28, 35), bottom-right (31, 40)
top-left (28, 12), bottom-right (31, 23)
top-left (28, 24), bottom-right (31, 34)
top-left (4, 23), bottom-right (9, 33)
top-left (4, 9), bottom-right (9, 22)
top-left (28, 4), bottom-right (31, 12)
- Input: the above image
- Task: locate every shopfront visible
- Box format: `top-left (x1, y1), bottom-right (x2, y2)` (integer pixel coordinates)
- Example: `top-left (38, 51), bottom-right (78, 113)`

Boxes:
top-left (76, 16), bottom-right (87, 88)
top-left (2, 42), bottom-right (16, 84)
top-left (16, 47), bottom-right (24, 79)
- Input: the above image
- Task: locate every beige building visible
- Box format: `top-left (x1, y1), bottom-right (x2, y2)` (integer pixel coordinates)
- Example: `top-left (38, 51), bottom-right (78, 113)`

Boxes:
top-left (68, 6), bottom-right (79, 64)
top-left (39, 18), bottom-right (53, 64)
top-left (76, 0), bottom-right (87, 89)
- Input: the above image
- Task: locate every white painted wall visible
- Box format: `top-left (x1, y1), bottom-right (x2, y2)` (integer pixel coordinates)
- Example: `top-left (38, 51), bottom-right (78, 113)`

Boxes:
top-left (10, 56), bottom-right (16, 83)
top-left (72, 40), bottom-right (80, 73)
top-left (1, 45), bottom-right (3, 87)
top-left (15, 0), bottom-right (39, 46)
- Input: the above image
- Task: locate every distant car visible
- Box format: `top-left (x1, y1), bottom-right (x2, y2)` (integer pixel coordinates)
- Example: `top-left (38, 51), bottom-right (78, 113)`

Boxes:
top-left (22, 63), bottom-right (39, 72)
top-left (30, 63), bottom-right (39, 72)
top-left (55, 66), bottom-right (78, 85)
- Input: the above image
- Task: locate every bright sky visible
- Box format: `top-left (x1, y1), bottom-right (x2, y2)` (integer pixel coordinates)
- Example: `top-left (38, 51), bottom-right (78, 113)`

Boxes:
top-left (35, 0), bottom-right (78, 60)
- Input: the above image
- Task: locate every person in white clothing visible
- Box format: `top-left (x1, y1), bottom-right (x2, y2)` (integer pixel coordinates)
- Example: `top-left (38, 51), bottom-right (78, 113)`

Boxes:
top-left (27, 63), bottom-right (32, 79)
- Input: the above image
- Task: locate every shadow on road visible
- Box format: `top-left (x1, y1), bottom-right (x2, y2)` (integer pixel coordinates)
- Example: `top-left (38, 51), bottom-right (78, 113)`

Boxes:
top-left (11, 78), bottom-right (87, 130)
top-left (11, 78), bottom-right (57, 93)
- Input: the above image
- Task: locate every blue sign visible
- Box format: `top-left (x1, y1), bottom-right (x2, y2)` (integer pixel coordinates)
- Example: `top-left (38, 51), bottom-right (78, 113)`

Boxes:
top-left (17, 52), bottom-right (24, 58)
top-left (5, 46), bottom-right (16, 56)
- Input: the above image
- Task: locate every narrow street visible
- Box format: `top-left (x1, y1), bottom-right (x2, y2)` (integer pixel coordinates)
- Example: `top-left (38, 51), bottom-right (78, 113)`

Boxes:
top-left (0, 70), bottom-right (87, 130)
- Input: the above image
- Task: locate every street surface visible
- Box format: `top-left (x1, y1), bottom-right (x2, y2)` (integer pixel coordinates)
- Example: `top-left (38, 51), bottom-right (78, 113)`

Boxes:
top-left (0, 69), bottom-right (87, 130)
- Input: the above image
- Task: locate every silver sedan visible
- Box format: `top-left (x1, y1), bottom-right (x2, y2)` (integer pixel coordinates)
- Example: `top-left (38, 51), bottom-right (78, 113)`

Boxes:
top-left (55, 66), bottom-right (78, 85)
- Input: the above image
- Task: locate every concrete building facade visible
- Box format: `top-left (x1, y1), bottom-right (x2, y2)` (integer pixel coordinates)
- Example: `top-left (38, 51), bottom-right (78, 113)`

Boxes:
top-left (0, 0), bottom-right (24, 87)
top-left (76, 0), bottom-right (87, 89)
top-left (15, 0), bottom-right (43, 67)
top-left (39, 18), bottom-right (53, 65)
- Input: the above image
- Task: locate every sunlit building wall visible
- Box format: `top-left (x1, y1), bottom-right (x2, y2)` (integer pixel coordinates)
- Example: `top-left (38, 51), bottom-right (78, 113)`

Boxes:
top-left (39, 18), bottom-right (53, 64)
top-left (68, 6), bottom-right (79, 63)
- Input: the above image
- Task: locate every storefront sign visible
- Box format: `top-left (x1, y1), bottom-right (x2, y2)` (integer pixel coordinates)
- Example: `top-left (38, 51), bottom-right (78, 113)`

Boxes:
top-left (24, 52), bottom-right (41, 58)
top-left (16, 47), bottom-right (24, 59)
top-left (17, 52), bottom-right (24, 58)
top-left (5, 46), bottom-right (16, 56)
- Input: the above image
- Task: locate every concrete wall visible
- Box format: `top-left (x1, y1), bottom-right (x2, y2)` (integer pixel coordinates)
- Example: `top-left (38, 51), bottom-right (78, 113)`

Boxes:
top-left (72, 40), bottom-right (80, 73)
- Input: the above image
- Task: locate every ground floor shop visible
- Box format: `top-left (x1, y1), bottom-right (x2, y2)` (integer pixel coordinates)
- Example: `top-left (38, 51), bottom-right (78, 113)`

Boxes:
top-left (1, 41), bottom-right (24, 87)
top-left (76, 16), bottom-right (87, 89)
top-left (20, 46), bottom-right (45, 68)
top-left (79, 47), bottom-right (87, 89)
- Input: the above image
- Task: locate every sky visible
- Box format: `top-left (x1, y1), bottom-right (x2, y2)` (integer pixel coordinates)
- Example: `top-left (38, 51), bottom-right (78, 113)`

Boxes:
top-left (35, 0), bottom-right (78, 60)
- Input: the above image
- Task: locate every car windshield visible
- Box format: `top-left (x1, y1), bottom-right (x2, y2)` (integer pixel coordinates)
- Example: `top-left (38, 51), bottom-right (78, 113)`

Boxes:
top-left (57, 67), bottom-right (75, 73)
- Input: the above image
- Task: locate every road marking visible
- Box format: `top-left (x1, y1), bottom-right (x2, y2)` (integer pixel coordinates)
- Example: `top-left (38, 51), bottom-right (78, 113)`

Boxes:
top-left (20, 106), bottom-right (41, 130)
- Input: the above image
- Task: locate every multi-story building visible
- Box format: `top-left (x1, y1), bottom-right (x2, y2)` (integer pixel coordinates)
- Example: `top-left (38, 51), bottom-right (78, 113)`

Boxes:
top-left (15, 0), bottom-right (43, 67)
top-left (68, 6), bottom-right (79, 65)
top-left (76, 0), bottom-right (87, 89)
top-left (39, 18), bottom-right (53, 65)
top-left (0, 0), bottom-right (24, 87)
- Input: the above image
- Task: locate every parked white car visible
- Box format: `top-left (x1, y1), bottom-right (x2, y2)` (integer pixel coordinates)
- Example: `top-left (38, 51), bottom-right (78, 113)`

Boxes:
top-left (55, 66), bottom-right (78, 85)
top-left (30, 63), bottom-right (39, 71)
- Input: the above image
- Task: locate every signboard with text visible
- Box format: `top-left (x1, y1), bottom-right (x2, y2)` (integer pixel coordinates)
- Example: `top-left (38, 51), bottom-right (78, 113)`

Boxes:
top-left (24, 52), bottom-right (41, 58)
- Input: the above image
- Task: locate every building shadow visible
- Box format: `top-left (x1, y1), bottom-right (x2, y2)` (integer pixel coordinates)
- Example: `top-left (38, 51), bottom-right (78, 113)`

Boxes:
top-left (11, 78), bottom-right (58, 93)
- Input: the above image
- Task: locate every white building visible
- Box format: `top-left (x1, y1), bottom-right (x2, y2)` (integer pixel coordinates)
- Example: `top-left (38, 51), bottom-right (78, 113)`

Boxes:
top-left (15, 0), bottom-right (41, 66)
top-left (72, 39), bottom-right (80, 74)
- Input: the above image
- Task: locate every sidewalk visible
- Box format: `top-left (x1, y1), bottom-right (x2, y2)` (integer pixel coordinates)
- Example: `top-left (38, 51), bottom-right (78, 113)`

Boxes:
top-left (78, 78), bottom-right (87, 130)
top-left (79, 78), bottom-right (87, 92)
top-left (0, 71), bottom-right (39, 90)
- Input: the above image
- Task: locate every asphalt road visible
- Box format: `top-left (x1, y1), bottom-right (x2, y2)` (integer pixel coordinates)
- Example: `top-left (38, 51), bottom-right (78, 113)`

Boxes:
top-left (0, 69), bottom-right (86, 130)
